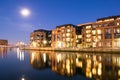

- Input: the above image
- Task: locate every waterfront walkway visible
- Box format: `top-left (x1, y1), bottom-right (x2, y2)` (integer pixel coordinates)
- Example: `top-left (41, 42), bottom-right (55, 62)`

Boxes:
top-left (22, 47), bottom-right (120, 53)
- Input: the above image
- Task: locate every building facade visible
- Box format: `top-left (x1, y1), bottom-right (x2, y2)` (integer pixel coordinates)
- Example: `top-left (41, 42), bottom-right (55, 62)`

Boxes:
top-left (51, 24), bottom-right (77, 48)
top-left (30, 15), bottom-right (120, 49)
top-left (82, 15), bottom-right (120, 48)
top-left (0, 39), bottom-right (8, 45)
top-left (30, 29), bottom-right (51, 48)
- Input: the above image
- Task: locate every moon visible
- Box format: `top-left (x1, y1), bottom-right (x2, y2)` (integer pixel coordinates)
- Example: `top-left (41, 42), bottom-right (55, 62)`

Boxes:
top-left (20, 8), bottom-right (30, 17)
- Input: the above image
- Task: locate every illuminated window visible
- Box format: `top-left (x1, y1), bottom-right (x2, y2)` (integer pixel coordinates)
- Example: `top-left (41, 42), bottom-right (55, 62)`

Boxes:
top-left (66, 38), bottom-right (70, 41)
top-left (97, 29), bottom-right (101, 34)
top-left (86, 30), bottom-right (91, 34)
top-left (76, 40), bottom-right (79, 42)
top-left (66, 33), bottom-right (70, 37)
top-left (117, 23), bottom-right (120, 26)
top-left (67, 29), bottom-right (70, 32)
top-left (86, 25), bottom-right (91, 29)
top-left (97, 20), bottom-right (102, 22)
top-left (98, 36), bottom-right (101, 40)
top-left (98, 42), bottom-right (102, 47)
top-left (62, 34), bottom-right (65, 37)
top-left (104, 18), bottom-right (114, 22)
top-left (86, 39), bottom-right (91, 42)
top-left (117, 17), bottom-right (120, 20)
top-left (71, 39), bottom-right (74, 41)
top-left (78, 35), bottom-right (82, 38)
top-left (92, 30), bottom-right (96, 35)
top-left (93, 42), bottom-right (96, 47)
top-left (86, 34), bottom-right (91, 38)
top-left (62, 30), bottom-right (64, 32)
top-left (76, 35), bottom-right (77, 39)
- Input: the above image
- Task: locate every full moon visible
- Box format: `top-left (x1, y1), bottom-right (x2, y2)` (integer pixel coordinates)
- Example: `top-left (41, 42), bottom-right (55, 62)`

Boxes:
top-left (20, 8), bottom-right (30, 17)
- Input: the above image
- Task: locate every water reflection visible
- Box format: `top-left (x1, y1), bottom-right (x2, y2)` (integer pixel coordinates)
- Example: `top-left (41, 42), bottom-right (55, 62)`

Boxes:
top-left (17, 48), bottom-right (25, 61)
top-left (0, 47), bottom-right (7, 58)
top-left (30, 51), bottom-right (120, 80)
top-left (30, 51), bottom-right (51, 69)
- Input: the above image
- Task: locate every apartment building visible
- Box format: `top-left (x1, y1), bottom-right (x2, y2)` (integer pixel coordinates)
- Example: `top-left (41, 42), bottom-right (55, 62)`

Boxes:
top-left (30, 29), bottom-right (51, 48)
top-left (52, 24), bottom-right (77, 48)
top-left (82, 15), bottom-right (120, 48)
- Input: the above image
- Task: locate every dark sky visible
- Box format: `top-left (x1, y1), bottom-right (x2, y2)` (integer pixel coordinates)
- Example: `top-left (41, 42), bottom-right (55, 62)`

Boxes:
top-left (0, 0), bottom-right (120, 44)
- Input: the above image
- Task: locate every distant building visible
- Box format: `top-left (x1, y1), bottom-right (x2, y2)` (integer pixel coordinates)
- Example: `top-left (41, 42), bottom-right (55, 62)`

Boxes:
top-left (52, 24), bottom-right (77, 48)
top-left (30, 29), bottom-right (52, 48)
top-left (0, 39), bottom-right (8, 45)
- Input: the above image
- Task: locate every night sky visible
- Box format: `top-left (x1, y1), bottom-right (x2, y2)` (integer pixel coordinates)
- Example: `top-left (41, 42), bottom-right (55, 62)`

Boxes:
top-left (0, 0), bottom-right (120, 44)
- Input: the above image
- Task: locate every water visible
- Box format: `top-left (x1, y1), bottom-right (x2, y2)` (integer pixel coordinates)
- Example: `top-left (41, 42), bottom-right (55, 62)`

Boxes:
top-left (0, 48), bottom-right (120, 80)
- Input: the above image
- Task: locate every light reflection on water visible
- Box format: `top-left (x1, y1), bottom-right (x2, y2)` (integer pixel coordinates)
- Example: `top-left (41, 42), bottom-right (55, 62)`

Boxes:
top-left (1, 48), bottom-right (120, 80)
top-left (30, 50), bottom-right (120, 80)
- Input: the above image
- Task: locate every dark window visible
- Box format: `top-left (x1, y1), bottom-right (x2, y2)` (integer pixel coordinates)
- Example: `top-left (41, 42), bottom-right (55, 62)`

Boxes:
top-left (105, 34), bottom-right (112, 39)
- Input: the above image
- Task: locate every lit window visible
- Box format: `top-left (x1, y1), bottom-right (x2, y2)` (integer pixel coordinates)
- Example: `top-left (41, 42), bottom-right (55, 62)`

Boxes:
top-left (66, 33), bottom-right (70, 37)
top-left (117, 17), bottom-right (120, 20)
top-left (76, 40), bottom-right (79, 42)
top-left (66, 38), bottom-right (70, 41)
top-left (97, 20), bottom-right (102, 22)
top-left (97, 29), bottom-right (101, 34)
top-left (86, 34), bottom-right (91, 38)
top-left (62, 34), bottom-right (65, 37)
top-left (104, 18), bottom-right (114, 22)
top-left (76, 35), bottom-right (77, 39)
top-left (98, 36), bottom-right (101, 40)
top-left (67, 29), bottom-right (70, 32)
top-left (86, 25), bottom-right (91, 29)
top-left (117, 23), bottom-right (120, 26)
top-left (92, 30), bottom-right (96, 35)
top-left (104, 19), bottom-right (109, 22)
top-left (86, 30), bottom-right (91, 34)
top-left (78, 35), bottom-right (82, 38)
top-left (86, 39), bottom-right (91, 42)
top-left (62, 30), bottom-right (64, 32)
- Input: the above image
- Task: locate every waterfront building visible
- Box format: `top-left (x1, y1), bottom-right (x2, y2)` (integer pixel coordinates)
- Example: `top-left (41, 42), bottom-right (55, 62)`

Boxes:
top-left (0, 39), bottom-right (8, 45)
top-left (51, 24), bottom-right (77, 48)
top-left (82, 15), bottom-right (120, 48)
top-left (30, 15), bottom-right (120, 49)
top-left (30, 29), bottom-right (52, 48)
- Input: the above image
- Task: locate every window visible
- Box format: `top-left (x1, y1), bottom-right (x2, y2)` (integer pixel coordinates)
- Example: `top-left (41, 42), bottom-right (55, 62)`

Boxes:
top-left (97, 29), bottom-right (102, 34)
top-left (66, 38), bottom-right (70, 41)
top-left (67, 29), bottom-right (70, 32)
top-left (86, 30), bottom-right (91, 34)
top-left (78, 35), bottom-right (82, 38)
top-left (86, 34), bottom-right (91, 38)
top-left (105, 34), bottom-right (112, 39)
top-left (102, 23), bottom-right (108, 27)
top-left (117, 17), bottom-right (120, 20)
top-left (98, 35), bottom-right (101, 40)
top-left (117, 23), bottom-right (120, 26)
top-left (105, 29), bottom-right (111, 34)
top-left (86, 25), bottom-right (91, 29)
top-left (105, 41), bottom-right (112, 47)
top-left (92, 30), bottom-right (96, 35)
top-left (108, 22), bottom-right (115, 26)
top-left (114, 28), bottom-right (120, 34)
top-left (114, 34), bottom-right (120, 38)
top-left (86, 39), bottom-right (91, 42)
top-left (62, 34), bottom-right (65, 37)
top-left (66, 33), bottom-right (70, 37)
top-left (92, 25), bottom-right (98, 28)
